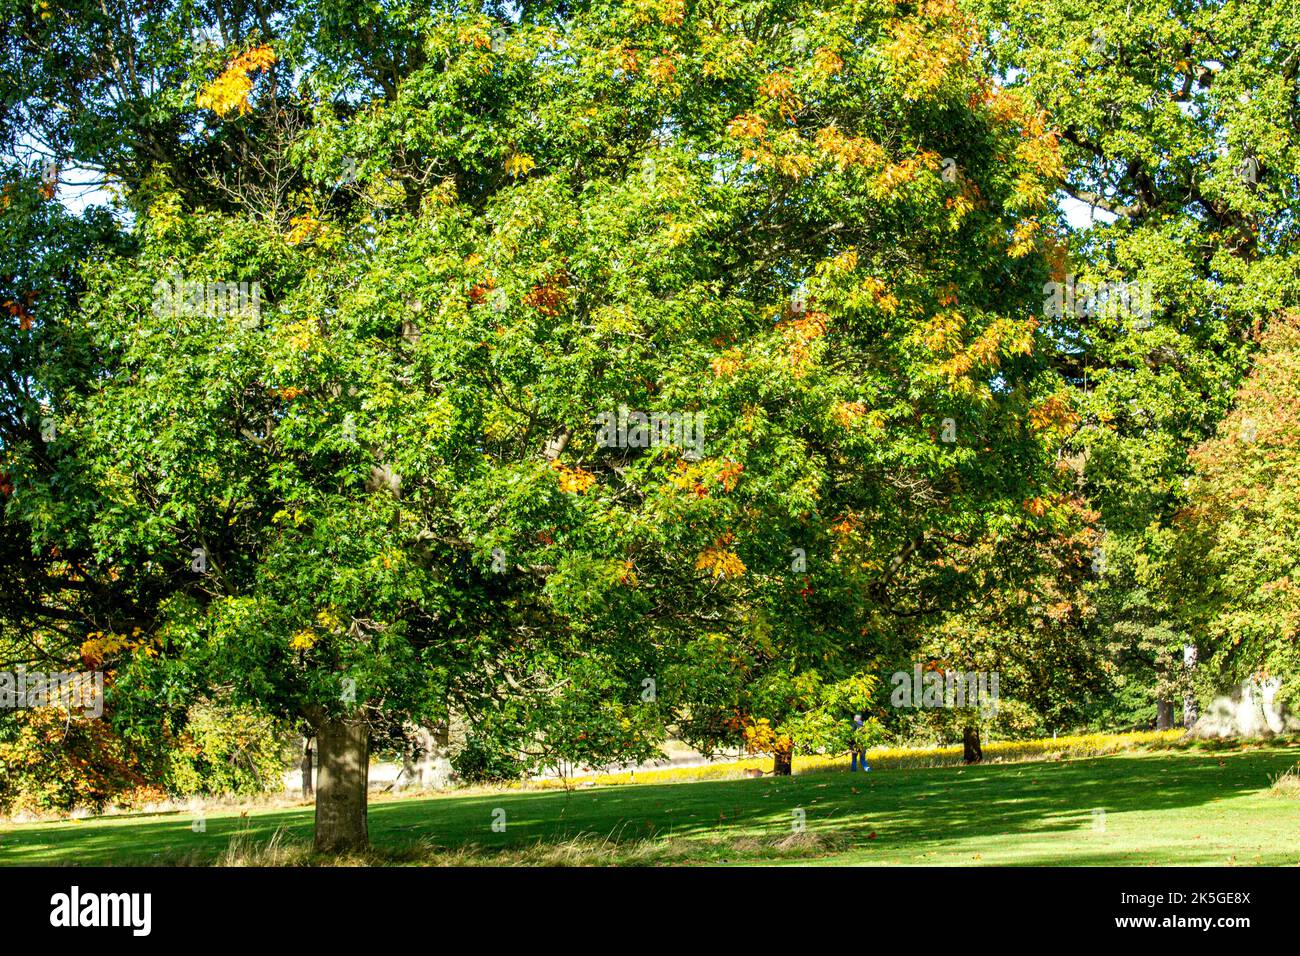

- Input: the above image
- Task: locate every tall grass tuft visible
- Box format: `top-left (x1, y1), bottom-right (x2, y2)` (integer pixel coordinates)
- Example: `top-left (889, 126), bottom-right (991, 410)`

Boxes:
top-left (1269, 764), bottom-right (1300, 798)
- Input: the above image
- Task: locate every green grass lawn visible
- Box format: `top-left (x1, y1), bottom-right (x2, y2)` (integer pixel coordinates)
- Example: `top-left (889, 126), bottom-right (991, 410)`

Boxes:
top-left (3, 740), bottom-right (1299, 866)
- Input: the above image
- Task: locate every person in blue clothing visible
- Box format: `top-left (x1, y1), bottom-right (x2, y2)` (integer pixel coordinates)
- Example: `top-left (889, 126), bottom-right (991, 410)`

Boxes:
top-left (850, 713), bottom-right (870, 772)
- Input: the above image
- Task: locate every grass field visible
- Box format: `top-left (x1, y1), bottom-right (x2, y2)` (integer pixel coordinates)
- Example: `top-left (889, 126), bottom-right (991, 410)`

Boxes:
top-left (3, 738), bottom-right (1299, 866)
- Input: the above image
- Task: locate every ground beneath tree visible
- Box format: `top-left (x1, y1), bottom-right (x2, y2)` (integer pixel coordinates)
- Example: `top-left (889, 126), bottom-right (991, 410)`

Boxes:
top-left (4, 741), bottom-right (1298, 866)
top-left (282, 738), bottom-right (744, 794)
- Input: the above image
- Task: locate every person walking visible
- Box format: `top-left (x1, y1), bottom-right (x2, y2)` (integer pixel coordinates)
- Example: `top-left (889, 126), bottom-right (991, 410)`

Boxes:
top-left (851, 713), bottom-right (870, 772)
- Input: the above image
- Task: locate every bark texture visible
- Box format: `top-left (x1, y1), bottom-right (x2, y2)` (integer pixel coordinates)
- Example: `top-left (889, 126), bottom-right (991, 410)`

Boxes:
top-left (313, 718), bottom-right (370, 854)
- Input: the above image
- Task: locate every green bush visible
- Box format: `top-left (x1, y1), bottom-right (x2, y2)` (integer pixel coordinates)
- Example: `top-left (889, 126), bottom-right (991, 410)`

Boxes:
top-left (163, 697), bottom-right (287, 796)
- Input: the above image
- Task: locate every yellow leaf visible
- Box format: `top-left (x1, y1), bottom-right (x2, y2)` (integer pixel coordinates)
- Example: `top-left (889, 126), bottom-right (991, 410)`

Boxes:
top-left (505, 154), bottom-right (536, 178)
top-left (696, 535), bottom-right (746, 579)
top-left (551, 460), bottom-right (596, 494)
top-left (197, 44), bottom-right (276, 117)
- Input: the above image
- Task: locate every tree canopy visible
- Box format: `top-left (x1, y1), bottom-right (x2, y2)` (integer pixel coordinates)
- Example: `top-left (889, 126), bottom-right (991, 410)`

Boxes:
top-left (2, 0), bottom-right (1298, 850)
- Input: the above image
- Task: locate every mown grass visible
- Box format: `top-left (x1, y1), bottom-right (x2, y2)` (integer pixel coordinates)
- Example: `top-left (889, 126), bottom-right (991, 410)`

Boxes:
top-left (3, 736), bottom-right (1298, 867)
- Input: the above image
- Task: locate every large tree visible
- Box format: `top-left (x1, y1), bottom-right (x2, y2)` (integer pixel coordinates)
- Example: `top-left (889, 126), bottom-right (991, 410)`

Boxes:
top-left (1172, 312), bottom-right (1300, 708)
top-left (969, 0), bottom-right (1300, 724)
top-left (7, 0), bottom-right (1078, 847)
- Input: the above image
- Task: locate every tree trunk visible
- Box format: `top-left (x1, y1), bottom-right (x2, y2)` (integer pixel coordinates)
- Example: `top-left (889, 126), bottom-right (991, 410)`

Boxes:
top-left (1156, 699), bottom-right (1174, 730)
top-left (313, 718), bottom-right (370, 854)
top-left (1182, 644), bottom-right (1198, 728)
top-left (400, 723), bottom-right (454, 790)
top-left (772, 742), bottom-right (793, 776)
top-left (301, 736), bottom-right (314, 798)
top-left (962, 725), bottom-right (982, 764)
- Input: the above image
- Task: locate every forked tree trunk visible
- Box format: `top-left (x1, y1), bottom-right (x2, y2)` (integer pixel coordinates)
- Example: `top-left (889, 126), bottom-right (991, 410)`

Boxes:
top-left (962, 725), bottom-right (982, 764)
top-left (773, 742), bottom-right (793, 776)
top-left (313, 718), bottom-right (370, 854)
top-left (301, 736), bottom-right (314, 798)
top-left (401, 723), bottom-right (454, 790)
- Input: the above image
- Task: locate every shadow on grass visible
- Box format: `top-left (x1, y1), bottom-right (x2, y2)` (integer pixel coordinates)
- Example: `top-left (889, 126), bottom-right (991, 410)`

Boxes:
top-left (3, 742), bottom-right (1298, 866)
